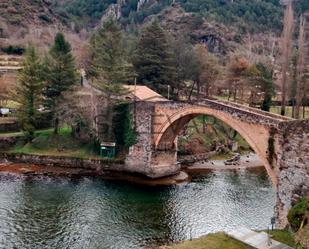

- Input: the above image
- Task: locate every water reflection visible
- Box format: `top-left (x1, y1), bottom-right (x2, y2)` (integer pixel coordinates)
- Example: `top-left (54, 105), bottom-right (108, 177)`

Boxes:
top-left (0, 168), bottom-right (275, 249)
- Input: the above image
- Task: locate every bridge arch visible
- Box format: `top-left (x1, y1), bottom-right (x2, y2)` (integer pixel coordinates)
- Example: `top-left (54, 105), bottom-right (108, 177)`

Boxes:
top-left (153, 105), bottom-right (277, 185)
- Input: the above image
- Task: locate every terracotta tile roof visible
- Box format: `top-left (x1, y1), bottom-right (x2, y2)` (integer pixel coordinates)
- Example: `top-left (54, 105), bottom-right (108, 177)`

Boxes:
top-left (124, 85), bottom-right (168, 102)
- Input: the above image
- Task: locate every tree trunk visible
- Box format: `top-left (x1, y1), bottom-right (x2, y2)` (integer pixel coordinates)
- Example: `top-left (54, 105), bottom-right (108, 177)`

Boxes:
top-left (280, 2), bottom-right (294, 116)
top-left (295, 15), bottom-right (306, 119)
top-left (233, 82), bottom-right (237, 101)
top-left (188, 81), bottom-right (196, 101)
top-left (197, 80), bottom-right (201, 101)
top-left (54, 117), bottom-right (59, 134)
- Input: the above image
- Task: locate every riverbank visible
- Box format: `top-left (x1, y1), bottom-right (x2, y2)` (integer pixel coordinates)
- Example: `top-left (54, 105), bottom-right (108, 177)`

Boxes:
top-left (0, 150), bottom-right (264, 186)
top-left (185, 152), bottom-right (264, 173)
top-left (161, 233), bottom-right (250, 249)
top-left (0, 160), bottom-right (189, 186)
top-left (161, 230), bottom-right (294, 249)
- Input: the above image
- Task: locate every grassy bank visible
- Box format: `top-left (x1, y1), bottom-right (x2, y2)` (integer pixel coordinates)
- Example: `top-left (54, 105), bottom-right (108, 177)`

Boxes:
top-left (265, 230), bottom-right (295, 247)
top-left (162, 233), bottom-right (250, 249)
top-left (0, 128), bottom-right (52, 137)
top-left (8, 127), bottom-right (101, 159)
top-left (270, 106), bottom-right (309, 119)
top-left (163, 230), bottom-right (295, 249)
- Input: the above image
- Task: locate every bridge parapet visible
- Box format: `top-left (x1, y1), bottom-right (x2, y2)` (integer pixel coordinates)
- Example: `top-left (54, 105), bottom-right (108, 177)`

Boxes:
top-left (151, 100), bottom-right (288, 146)
top-left (153, 99), bottom-right (291, 128)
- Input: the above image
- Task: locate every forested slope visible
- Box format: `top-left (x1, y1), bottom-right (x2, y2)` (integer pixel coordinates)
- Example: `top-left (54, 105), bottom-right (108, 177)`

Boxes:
top-left (50, 0), bottom-right (309, 32)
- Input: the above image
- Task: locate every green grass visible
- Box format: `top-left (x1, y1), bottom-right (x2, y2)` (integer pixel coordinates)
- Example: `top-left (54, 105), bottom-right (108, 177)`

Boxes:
top-left (214, 96), bottom-right (309, 119)
top-left (0, 128), bottom-right (53, 137)
top-left (264, 230), bottom-right (295, 247)
top-left (214, 95), bottom-right (230, 101)
top-left (5, 100), bottom-right (19, 109)
top-left (270, 106), bottom-right (309, 119)
top-left (8, 127), bottom-right (101, 159)
top-left (163, 233), bottom-right (251, 249)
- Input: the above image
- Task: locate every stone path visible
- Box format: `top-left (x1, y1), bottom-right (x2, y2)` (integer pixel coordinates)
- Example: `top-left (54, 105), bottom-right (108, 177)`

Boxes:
top-left (226, 227), bottom-right (293, 249)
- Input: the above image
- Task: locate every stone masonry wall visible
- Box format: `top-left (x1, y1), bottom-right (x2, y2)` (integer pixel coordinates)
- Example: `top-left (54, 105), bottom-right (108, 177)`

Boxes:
top-left (276, 119), bottom-right (309, 227)
top-left (0, 153), bottom-right (125, 172)
top-left (125, 102), bottom-right (154, 176)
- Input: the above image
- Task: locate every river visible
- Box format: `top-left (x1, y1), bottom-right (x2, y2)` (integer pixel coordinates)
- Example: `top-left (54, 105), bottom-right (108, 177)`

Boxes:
top-left (0, 168), bottom-right (275, 249)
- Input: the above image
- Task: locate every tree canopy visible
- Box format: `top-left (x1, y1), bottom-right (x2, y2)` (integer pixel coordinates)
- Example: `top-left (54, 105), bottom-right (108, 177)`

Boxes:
top-left (133, 21), bottom-right (176, 93)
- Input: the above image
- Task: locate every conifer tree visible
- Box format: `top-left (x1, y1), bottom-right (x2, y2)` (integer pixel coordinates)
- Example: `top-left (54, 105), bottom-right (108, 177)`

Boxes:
top-left (43, 32), bottom-right (77, 134)
top-left (89, 18), bottom-right (131, 141)
top-left (15, 45), bottom-right (43, 140)
top-left (133, 21), bottom-right (176, 93)
top-left (90, 17), bottom-right (131, 92)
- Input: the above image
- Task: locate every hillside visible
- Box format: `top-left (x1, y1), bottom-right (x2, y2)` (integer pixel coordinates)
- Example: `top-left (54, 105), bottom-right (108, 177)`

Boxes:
top-left (0, 0), bottom-right (86, 61)
top-left (50, 0), bottom-right (309, 32)
top-left (49, 0), bottom-right (309, 61)
top-left (0, 0), bottom-right (61, 47)
top-left (0, 0), bottom-right (308, 62)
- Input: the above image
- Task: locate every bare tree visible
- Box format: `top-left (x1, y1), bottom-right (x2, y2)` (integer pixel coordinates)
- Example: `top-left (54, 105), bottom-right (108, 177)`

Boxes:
top-left (295, 15), bottom-right (306, 119)
top-left (280, 1), bottom-right (294, 116)
top-left (227, 56), bottom-right (249, 101)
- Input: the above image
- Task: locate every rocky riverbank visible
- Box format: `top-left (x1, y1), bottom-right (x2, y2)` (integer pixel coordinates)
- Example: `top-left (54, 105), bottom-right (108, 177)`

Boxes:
top-left (0, 152), bottom-right (263, 186)
top-left (0, 160), bottom-right (189, 186)
top-left (184, 152), bottom-right (264, 173)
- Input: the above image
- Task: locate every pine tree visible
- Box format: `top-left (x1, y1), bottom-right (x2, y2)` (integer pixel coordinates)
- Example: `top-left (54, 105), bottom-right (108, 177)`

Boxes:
top-left (89, 18), bottom-right (131, 141)
top-left (90, 17), bottom-right (131, 91)
top-left (43, 32), bottom-right (77, 133)
top-left (133, 21), bottom-right (176, 94)
top-left (15, 45), bottom-right (43, 141)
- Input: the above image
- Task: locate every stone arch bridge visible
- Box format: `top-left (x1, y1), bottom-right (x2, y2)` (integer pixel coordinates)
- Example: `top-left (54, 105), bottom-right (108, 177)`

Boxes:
top-left (80, 83), bottom-right (308, 228)
top-left (125, 97), bottom-right (309, 228)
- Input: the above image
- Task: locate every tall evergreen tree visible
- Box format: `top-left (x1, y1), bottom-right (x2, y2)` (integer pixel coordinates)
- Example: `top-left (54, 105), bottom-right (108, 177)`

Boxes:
top-left (89, 18), bottom-right (131, 141)
top-left (133, 21), bottom-right (176, 93)
top-left (15, 45), bottom-right (43, 140)
top-left (90, 17), bottom-right (131, 91)
top-left (43, 32), bottom-right (77, 133)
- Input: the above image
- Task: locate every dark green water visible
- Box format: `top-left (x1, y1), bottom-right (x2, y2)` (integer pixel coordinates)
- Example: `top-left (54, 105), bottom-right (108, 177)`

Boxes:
top-left (0, 169), bottom-right (275, 249)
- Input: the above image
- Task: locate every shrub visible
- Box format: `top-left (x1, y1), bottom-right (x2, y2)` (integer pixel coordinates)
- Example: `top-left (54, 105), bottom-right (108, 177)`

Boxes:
top-left (288, 198), bottom-right (309, 232)
top-left (39, 14), bottom-right (52, 23)
top-left (1, 45), bottom-right (25, 55)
